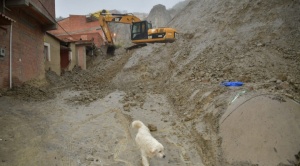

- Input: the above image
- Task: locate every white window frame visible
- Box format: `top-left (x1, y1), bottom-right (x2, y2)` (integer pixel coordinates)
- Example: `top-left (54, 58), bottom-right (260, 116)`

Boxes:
top-left (44, 42), bottom-right (51, 61)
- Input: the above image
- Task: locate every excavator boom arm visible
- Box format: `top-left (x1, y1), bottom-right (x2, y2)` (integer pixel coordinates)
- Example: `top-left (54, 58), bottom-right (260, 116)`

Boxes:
top-left (92, 11), bottom-right (141, 46)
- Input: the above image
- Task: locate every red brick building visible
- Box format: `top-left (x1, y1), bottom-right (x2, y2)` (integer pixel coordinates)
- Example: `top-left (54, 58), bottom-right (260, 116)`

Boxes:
top-left (48, 15), bottom-right (105, 70)
top-left (0, 0), bottom-right (56, 89)
top-left (48, 15), bottom-right (105, 48)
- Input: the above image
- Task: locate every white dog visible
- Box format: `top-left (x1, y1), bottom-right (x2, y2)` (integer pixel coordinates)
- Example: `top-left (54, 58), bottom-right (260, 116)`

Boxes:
top-left (132, 120), bottom-right (166, 166)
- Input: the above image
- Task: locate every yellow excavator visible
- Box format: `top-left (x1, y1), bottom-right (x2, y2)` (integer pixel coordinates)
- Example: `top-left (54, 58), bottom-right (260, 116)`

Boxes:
top-left (92, 10), bottom-right (177, 53)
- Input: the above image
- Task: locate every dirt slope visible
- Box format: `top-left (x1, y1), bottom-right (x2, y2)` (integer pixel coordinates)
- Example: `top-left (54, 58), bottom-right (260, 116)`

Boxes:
top-left (109, 0), bottom-right (300, 165)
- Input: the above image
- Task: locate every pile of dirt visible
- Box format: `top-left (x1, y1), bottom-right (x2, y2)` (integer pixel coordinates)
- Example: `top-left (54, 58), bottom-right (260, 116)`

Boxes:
top-left (1, 61), bottom-right (113, 103)
top-left (107, 0), bottom-right (300, 165)
top-left (2, 76), bottom-right (56, 102)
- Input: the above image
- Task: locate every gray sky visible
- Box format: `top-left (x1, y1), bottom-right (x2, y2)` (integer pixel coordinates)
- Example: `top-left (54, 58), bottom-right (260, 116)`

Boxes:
top-left (55, 0), bottom-right (185, 17)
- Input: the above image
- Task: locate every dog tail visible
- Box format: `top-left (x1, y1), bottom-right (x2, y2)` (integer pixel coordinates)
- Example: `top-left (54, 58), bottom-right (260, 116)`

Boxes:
top-left (132, 120), bottom-right (144, 129)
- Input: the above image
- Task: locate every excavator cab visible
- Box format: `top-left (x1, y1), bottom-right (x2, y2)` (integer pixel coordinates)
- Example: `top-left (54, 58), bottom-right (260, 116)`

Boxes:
top-left (131, 21), bottom-right (152, 41)
top-left (131, 20), bottom-right (177, 45)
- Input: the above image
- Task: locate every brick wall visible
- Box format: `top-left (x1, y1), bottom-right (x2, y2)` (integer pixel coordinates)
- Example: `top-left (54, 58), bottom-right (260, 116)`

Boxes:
top-left (59, 33), bottom-right (103, 48)
top-left (12, 10), bottom-right (45, 85)
top-left (0, 9), bottom-right (50, 88)
top-left (0, 0), bottom-right (55, 89)
top-left (49, 15), bottom-right (105, 47)
top-left (52, 15), bottom-right (100, 34)
top-left (0, 25), bottom-right (10, 88)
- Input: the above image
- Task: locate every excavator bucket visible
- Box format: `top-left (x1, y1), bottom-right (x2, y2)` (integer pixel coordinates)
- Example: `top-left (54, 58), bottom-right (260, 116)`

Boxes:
top-left (107, 45), bottom-right (116, 55)
top-left (100, 44), bottom-right (115, 55)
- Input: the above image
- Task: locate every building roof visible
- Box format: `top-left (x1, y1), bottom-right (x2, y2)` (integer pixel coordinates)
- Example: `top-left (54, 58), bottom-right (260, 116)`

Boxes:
top-left (0, 13), bottom-right (16, 25)
top-left (5, 1), bottom-right (56, 30)
top-left (46, 32), bottom-right (64, 42)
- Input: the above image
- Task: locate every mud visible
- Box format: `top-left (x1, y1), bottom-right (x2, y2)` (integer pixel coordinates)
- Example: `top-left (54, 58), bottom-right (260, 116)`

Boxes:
top-left (0, 90), bottom-right (203, 166)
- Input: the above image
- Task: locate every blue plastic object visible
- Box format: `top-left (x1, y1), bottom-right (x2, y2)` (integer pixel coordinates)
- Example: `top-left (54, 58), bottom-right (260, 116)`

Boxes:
top-left (221, 81), bottom-right (244, 87)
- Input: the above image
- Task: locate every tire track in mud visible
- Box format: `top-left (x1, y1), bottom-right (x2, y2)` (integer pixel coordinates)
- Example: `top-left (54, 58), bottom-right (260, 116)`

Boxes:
top-left (111, 108), bottom-right (134, 166)
top-left (156, 126), bottom-right (196, 165)
top-left (72, 108), bottom-right (133, 165)
top-left (120, 92), bottom-right (205, 165)
top-left (165, 123), bottom-right (205, 166)
top-left (169, 88), bottom-right (225, 166)
top-left (165, 136), bottom-right (192, 164)
top-left (191, 113), bottom-right (222, 166)
top-left (44, 105), bottom-right (117, 165)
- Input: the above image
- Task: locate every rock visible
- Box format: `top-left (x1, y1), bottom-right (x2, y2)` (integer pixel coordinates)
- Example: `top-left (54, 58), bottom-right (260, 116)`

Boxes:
top-left (239, 75), bottom-right (251, 82)
top-left (202, 78), bottom-right (210, 83)
top-left (148, 124), bottom-right (157, 131)
top-left (248, 86), bottom-right (254, 91)
top-left (277, 74), bottom-right (288, 82)
top-left (86, 155), bottom-right (94, 161)
top-left (279, 81), bottom-right (289, 90)
top-left (256, 43), bottom-right (265, 47)
top-left (123, 103), bottom-right (130, 107)
top-left (139, 102), bottom-right (144, 108)
top-left (184, 116), bottom-right (193, 121)
top-left (200, 71), bottom-right (205, 77)
top-left (123, 105), bottom-right (130, 112)
top-left (130, 102), bottom-right (137, 106)
top-left (269, 78), bottom-right (277, 83)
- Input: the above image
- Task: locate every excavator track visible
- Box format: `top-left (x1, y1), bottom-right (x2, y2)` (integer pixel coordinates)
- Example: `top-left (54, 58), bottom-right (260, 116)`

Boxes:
top-left (125, 43), bottom-right (147, 51)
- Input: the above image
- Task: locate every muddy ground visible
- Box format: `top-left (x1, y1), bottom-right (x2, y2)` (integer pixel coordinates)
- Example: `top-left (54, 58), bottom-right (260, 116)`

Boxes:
top-left (0, 52), bottom-right (204, 166)
top-left (1, 48), bottom-right (299, 166)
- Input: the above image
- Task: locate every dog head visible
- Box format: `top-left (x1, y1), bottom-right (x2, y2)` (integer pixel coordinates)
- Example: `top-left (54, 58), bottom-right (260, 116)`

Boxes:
top-left (151, 144), bottom-right (166, 159)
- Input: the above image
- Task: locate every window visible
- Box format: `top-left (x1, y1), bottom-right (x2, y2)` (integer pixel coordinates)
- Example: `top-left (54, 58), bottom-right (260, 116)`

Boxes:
top-left (131, 21), bottom-right (148, 40)
top-left (132, 23), bottom-right (140, 33)
top-left (44, 43), bottom-right (51, 62)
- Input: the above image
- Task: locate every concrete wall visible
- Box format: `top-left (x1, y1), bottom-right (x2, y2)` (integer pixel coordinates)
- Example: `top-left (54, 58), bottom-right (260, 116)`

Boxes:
top-left (44, 34), bottom-right (61, 75)
top-left (68, 43), bottom-right (77, 71)
top-left (31, 0), bottom-right (55, 20)
top-left (76, 46), bottom-right (86, 70)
